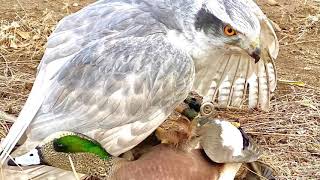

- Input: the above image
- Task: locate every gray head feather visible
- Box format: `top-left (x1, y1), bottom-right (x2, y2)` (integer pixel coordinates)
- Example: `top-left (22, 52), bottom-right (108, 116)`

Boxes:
top-left (203, 0), bottom-right (260, 36)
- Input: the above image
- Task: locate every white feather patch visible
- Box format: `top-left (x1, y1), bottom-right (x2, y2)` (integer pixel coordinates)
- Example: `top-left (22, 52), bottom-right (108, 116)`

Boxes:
top-left (218, 163), bottom-right (242, 180)
top-left (203, 81), bottom-right (217, 103)
top-left (218, 78), bottom-right (232, 107)
top-left (90, 109), bottom-right (167, 156)
top-left (267, 62), bottom-right (277, 92)
top-left (230, 77), bottom-right (246, 107)
top-left (13, 149), bottom-right (40, 166)
top-left (258, 62), bottom-right (270, 111)
top-left (248, 73), bottom-right (258, 109)
top-left (215, 120), bottom-right (243, 156)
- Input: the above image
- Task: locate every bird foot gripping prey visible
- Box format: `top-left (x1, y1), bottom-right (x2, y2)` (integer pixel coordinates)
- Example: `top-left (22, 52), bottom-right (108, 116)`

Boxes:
top-left (156, 92), bottom-right (278, 179)
top-left (156, 91), bottom-right (244, 148)
top-left (156, 91), bottom-right (203, 147)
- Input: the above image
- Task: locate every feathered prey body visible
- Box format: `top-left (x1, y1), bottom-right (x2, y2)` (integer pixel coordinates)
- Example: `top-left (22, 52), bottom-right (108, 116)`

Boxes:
top-left (1, 1), bottom-right (279, 177)
top-left (39, 142), bottom-right (222, 180)
top-left (8, 116), bottom-right (261, 180)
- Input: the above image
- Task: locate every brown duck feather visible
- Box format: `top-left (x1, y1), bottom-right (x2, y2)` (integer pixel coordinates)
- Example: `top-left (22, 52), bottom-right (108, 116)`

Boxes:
top-left (113, 144), bottom-right (221, 180)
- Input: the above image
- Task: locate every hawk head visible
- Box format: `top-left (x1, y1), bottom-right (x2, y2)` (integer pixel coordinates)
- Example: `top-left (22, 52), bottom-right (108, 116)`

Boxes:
top-left (194, 0), bottom-right (261, 62)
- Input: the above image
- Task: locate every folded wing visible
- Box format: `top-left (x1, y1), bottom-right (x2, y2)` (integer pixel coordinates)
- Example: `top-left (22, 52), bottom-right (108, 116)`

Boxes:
top-left (0, 1), bottom-right (194, 165)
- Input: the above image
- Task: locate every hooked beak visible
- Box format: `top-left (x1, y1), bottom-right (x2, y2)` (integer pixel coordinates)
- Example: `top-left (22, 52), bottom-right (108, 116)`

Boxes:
top-left (250, 48), bottom-right (261, 63)
top-left (248, 38), bottom-right (261, 63)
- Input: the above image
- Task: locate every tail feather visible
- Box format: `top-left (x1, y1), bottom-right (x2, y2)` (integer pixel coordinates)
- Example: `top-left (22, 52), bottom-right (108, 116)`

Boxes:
top-left (0, 113), bottom-right (37, 165)
top-left (248, 73), bottom-right (259, 109)
top-left (202, 53), bottom-right (229, 104)
top-left (258, 61), bottom-right (270, 111)
top-left (267, 60), bottom-right (277, 92)
top-left (230, 55), bottom-right (250, 107)
top-left (217, 54), bottom-right (241, 107)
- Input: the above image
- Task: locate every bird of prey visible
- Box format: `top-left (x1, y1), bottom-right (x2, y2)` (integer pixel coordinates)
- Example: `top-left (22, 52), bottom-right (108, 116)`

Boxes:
top-left (1, 0), bottom-right (278, 177)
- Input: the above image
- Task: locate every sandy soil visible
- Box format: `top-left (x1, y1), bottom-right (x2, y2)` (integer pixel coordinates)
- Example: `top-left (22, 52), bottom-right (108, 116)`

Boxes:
top-left (0, 0), bottom-right (319, 179)
top-left (257, 0), bottom-right (320, 88)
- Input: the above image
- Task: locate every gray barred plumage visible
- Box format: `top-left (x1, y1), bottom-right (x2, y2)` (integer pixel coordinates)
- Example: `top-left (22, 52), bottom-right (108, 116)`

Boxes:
top-left (1, 0), bottom-right (278, 178)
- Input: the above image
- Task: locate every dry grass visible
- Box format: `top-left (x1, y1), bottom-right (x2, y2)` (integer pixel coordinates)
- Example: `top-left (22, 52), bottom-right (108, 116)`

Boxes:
top-left (0, 10), bottom-right (58, 138)
top-left (0, 1), bottom-right (319, 179)
top-left (213, 84), bottom-right (320, 179)
top-left (259, 0), bottom-right (320, 88)
top-left (0, 10), bottom-right (57, 117)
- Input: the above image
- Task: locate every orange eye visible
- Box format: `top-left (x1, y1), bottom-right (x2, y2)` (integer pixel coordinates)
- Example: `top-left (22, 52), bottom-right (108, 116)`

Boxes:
top-left (224, 25), bottom-right (237, 36)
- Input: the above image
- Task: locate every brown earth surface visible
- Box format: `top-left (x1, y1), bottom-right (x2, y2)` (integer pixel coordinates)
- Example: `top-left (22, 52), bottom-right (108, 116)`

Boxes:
top-left (0, 0), bottom-right (319, 179)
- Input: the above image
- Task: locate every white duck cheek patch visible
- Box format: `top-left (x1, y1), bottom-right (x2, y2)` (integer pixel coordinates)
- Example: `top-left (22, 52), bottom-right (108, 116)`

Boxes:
top-left (218, 120), bottom-right (244, 156)
top-left (8, 149), bottom-right (41, 166)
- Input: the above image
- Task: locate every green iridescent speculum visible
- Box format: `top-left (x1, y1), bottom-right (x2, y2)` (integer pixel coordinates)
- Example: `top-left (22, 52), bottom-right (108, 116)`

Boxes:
top-left (53, 135), bottom-right (110, 160)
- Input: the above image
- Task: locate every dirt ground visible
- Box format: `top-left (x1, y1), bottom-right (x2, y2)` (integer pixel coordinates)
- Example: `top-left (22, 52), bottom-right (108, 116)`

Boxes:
top-left (0, 0), bottom-right (319, 179)
top-left (258, 0), bottom-right (320, 88)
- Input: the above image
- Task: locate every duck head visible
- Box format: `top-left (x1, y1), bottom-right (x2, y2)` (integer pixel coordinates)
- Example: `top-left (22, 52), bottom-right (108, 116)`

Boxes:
top-left (8, 131), bottom-right (110, 167)
top-left (196, 118), bottom-right (261, 163)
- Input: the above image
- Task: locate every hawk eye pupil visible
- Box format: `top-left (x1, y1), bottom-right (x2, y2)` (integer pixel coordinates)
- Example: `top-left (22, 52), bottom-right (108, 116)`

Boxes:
top-left (224, 25), bottom-right (236, 36)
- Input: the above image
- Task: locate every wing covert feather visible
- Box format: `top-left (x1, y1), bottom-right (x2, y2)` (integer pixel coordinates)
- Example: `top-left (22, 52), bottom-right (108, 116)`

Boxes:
top-left (1, 0), bottom-right (194, 161)
top-left (29, 35), bottom-right (194, 155)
